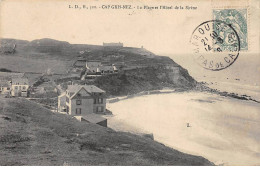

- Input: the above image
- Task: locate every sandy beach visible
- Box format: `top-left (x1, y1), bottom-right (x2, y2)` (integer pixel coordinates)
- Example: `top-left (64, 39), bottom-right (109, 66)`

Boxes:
top-left (106, 91), bottom-right (260, 166)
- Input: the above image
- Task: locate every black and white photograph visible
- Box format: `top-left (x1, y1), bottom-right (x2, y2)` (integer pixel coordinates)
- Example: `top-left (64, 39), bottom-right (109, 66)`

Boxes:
top-left (0, 0), bottom-right (259, 166)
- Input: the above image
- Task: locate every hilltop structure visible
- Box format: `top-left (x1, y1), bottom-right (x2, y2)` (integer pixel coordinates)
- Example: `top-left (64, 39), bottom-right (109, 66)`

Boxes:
top-left (103, 42), bottom-right (123, 48)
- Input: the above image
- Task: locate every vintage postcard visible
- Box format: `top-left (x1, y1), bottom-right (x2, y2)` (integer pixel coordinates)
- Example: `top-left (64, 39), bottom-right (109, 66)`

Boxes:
top-left (0, 0), bottom-right (259, 166)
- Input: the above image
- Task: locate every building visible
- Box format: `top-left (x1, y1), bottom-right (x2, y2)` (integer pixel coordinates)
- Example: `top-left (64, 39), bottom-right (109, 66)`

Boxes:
top-left (73, 58), bottom-right (87, 69)
top-left (0, 80), bottom-right (11, 96)
top-left (59, 84), bottom-right (106, 116)
top-left (0, 72), bottom-right (29, 97)
top-left (85, 60), bottom-right (118, 77)
top-left (58, 84), bottom-right (107, 127)
top-left (11, 78), bottom-right (29, 97)
top-left (86, 60), bottom-right (102, 73)
top-left (74, 114), bottom-right (107, 127)
top-left (102, 65), bottom-right (118, 74)
top-left (103, 42), bottom-right (123, 47)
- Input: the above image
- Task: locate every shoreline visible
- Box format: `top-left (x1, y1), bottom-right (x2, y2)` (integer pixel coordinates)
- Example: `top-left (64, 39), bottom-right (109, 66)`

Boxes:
top-left (106, 90), bottom-right (260, 165)
top-left (107, 85), bottom-right (260, 104)
top-left (196, 84), bottom-right (260, 103)
top-left (107, 89), bottom-right (176, 103)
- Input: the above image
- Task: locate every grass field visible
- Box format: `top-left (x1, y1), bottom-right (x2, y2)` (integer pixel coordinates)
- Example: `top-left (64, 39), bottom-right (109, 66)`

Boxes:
top-left (0, 55), bottom-right (71, 74)
top-left (0, 97), bottom-right (213, 166)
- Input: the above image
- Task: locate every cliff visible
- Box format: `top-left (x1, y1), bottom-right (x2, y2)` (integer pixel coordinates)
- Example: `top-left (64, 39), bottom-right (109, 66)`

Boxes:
top-left (92, 65), bottom-right (197, 96)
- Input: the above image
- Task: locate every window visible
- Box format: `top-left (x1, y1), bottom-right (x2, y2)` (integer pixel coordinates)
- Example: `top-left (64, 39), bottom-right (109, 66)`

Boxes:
top-left (7, 87), bottom-right (10, 90)
top-left (97, 106), bottom-right (103, 112)
top-left (98, 98), bottom-right (103, 104)
top-left (76, 108), bottom-right (81, 115)
top-left (22, 86), bottom-right (26, 90)
top-left (77, 93), bottom-right (81, 97)
top-left (76, 100), bottom-right (82, 105)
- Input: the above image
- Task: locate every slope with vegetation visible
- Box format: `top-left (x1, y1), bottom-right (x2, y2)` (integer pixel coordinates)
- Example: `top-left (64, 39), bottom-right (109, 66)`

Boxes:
top-left (0, 38), bottom-right (184, 73)
top-left (93, 65), bottom-right (196, 96)
top-left (55, 64), bottom-right (197, 97)
top-left (0, 97), bottom-right (213, 166)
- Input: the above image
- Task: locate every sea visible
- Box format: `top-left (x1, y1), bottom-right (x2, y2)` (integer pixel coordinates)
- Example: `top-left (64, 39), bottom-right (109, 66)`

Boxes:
top-left (168, 53), bottom-right (260, 101)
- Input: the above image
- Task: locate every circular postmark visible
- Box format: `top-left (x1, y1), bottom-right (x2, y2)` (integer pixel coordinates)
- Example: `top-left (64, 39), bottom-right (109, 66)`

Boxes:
top-left (190, 20), bottom-right (240, 71)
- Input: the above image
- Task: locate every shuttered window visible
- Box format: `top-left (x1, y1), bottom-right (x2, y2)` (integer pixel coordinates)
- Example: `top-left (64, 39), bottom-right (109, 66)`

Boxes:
top-left (76, 108), bottom-right (81, 115)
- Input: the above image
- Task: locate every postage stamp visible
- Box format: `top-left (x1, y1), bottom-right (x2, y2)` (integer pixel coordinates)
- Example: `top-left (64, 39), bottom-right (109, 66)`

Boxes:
top-left (213, 9), bottom-right (248, 51)
top-left (190, 20), bottom-right (240, 71)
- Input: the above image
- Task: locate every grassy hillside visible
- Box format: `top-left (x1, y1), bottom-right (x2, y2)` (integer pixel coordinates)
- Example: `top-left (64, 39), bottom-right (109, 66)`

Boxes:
top-left (0, 38), bottom-right (174, 73)
top-left (0, 38), bottom-right (155, 60)
top-left (0, 97), bottom-right (213, 166)
top-left (1, 38), bottom-right (198, 96)
top-left (0, 55), bottom-right (70, 74)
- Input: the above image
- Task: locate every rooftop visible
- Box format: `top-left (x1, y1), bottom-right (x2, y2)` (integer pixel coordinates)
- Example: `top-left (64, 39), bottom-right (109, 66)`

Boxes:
top-left (86, 60), bottom-right (101, 63)
top-left (102, 65), bottom-right (114, 71)
top-left (0, 80), bottom-right (11, 87)
top-left (12, 78), bottom-right (29, 85)
top-left (0, 72), bottom-right (24, 80)
top-left (73, 60), bottom-right (86, 67)
top-left (76, 114), bottom-right (107, 124)
top-left (67, 85), bottom-right (105, 94)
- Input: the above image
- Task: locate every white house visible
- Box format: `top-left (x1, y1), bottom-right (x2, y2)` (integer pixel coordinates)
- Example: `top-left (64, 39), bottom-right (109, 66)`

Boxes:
top-left (58, 84), bottom-right (106, 115)
top-left (11, 78), bottom-right (29, 97)
top-left (58, 84), bottom-right (107, 127)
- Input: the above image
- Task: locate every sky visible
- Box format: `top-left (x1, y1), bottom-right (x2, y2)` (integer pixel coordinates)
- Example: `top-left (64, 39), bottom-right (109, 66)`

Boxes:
top-left (0, 0), bottom-right (259, 87)
top-left (1, 0), bottom-right (259, 55)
